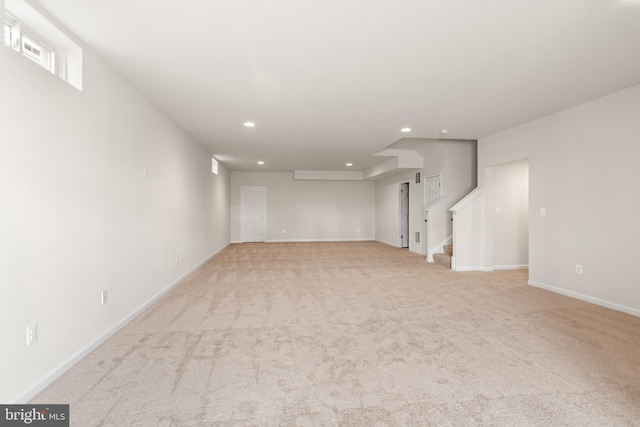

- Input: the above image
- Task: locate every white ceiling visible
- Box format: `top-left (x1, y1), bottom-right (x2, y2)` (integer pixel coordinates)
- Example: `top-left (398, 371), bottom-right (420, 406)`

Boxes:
top-left (36, 0), bottom-right (640, 172)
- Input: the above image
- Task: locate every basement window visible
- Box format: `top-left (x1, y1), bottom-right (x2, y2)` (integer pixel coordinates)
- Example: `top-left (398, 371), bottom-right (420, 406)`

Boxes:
top-left (3, 20), bottom-right (13, 47)
top-left (211, 157), bottom-right (219, 175)
top-left (3, 0), bottom-right (83, 90)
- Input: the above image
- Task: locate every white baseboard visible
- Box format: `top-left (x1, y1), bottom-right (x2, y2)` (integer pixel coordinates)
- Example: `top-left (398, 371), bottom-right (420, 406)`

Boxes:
top-left (528, 280), bottom-right (640, 318)
top-left (376, 239), bottom-right (399, 248)
top-left (451, 265), bottom-right (527, 272)
top-left (494, 264), bottom-right (529, 270)
top-left (15, 243), bottom-right (230, 404)
top-left (427, 235), bottom-right (453, 263)
top-left (266, 238), bottom-right (374, 243)
top-left (453, 266), bottom-right (494, 272)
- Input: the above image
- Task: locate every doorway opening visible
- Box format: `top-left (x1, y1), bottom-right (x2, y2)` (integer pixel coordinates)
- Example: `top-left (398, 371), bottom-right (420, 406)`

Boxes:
top-left (486, 159), bottom-right (529, 270)
top-left (398, 182), bottom-right (410, 248)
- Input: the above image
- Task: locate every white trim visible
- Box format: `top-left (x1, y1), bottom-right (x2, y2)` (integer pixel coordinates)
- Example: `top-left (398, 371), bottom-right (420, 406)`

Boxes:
top-left (494, 264), bottom-right (529, 270)
top-left (427, 235), bottom-right (452, 263)
top-left (423, 173), bottom-right (443, 208)
top-left (528, 280), bottom-right (640, 318)
top-left (453, 265), bottom-right (494, 272)
top-left (397, 181), bottom-right (410, 248)
top-left (375, 238), bottom-right (397, 248)
top-left (266, 238), bottom-right (374, 243)
top-left (409, 247), bottom-right (425, 256)
top-left (240, 186), bottom-right (267, 243)
top-left (13, 244), bottom-right (229, 404)
top-left (449, 187), bottom-right (482, 213)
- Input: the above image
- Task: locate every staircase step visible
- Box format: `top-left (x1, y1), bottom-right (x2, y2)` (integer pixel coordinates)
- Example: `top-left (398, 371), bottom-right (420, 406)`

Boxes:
top-left (433, 252), bottom-right (452, 268)
top-left (444, 244), bottom-right (453, 256)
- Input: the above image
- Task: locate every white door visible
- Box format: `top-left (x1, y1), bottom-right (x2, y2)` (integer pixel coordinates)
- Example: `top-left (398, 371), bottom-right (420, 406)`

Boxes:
top-left (424, 174), bottom-right (442, 207)
top-left (400, 182), bottom-right (409, 248)
top-left (424, 175), bottom-right (442, 260)
top-left (241, 186), bottom-right (266, 242)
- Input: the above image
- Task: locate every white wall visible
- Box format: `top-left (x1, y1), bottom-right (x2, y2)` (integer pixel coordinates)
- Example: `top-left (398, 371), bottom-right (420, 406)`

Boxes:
top-left (479, 84), bottom-right (640, 314)
top-left (486, 159), bottom-right (529, 269)
top-left (230, 172), bottom-right (375, 242)
top-left (0, 22), bottom-right (230, 402)
top-left (375, 140), bottom-right (477, 255)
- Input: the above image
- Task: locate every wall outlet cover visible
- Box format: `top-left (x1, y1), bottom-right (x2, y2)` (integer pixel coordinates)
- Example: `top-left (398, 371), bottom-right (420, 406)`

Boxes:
top-left (26, 324), bottom-right (38, 347)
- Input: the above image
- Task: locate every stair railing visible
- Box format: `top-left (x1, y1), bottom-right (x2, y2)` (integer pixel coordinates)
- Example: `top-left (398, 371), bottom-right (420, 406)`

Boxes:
top-left (448, 187), bottom-right (484, 271)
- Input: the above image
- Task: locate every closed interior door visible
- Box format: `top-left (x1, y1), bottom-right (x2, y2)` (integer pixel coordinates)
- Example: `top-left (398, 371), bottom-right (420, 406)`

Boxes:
top-left (424, 175), bottom-right (442, 207)
top-left (423, 174), bottom-right (442, 260)
top-left (241, 186), bottom-right (266, 242)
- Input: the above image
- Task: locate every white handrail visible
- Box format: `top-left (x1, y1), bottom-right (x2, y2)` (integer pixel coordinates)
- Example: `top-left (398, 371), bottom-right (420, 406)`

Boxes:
top-left (449, 187), bottom-right (482, 213)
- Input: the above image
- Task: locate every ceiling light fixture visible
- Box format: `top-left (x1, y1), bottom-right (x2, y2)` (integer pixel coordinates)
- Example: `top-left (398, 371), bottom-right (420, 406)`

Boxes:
top-left (257, 161), bottom-right (265, 165)
top-left (440, 129), bottom-right (449, 135)
top-left (401, 128), bottom-right (411, 133)
top-left (346, 163), bottom-right (353, 167)
top-left (244, 122), bottom-right (255, 127)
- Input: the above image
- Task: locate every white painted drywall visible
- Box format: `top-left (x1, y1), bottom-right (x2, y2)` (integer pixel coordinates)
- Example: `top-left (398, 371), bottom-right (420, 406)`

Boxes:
top-left (450, 188), bottom-right (485, 271)
top-left (479, 84), bottom-right (640, 313)
top-left (230, 172), bottom-right (375, 242)
top-left (487, 159), bottom-right (529, 269)
top-left (0, 31), bottom-right (230, 402)
top-left (374, 140), bottom-right (477, 256)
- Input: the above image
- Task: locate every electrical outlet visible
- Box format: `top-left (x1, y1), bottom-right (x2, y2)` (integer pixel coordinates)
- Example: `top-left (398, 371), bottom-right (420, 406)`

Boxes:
top-left (143, 165), bottom-right (148, 177)
top-left (176, 256), bottom-right (180, 264)
top-left (576, 264), bottom-right (583, 275)
top-left (540, 207), bottom-right (546, 216)
top-left (496, 207), bottom-right (501, 214)
top-left (26, 323), bottom-right (38, 347)
top-left (101, 289), bottom-right (109, 305)
top-left (282, 228), bottom-right (286, 234)
top-left (357, 228), bottom-right (361, 233)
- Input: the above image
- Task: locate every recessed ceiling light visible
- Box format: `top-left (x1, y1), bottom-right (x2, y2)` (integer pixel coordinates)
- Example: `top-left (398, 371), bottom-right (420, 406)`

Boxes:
top-left (257, 161), bottom-right (265, 165)
top-left (244, 122), bottom-right (255, 127)
top-left (401, 128), bottom-right (411, 133)
top-left (346, 163), bottom-right (353, 167)
top-left (440, 129), bottom-right (449, 135)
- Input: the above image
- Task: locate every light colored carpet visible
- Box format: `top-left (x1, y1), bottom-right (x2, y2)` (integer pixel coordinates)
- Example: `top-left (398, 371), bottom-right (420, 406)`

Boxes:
top-left (33, 241), bottom-right (640, 426)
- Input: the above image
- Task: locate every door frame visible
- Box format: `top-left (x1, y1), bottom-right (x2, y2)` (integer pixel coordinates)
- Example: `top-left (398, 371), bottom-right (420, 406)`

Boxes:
top-left (423, 173), bottom-right (442, 258)
top-left (240, 186), bottom-right (267, 243)
top-left (397, 181), bottom-right (410, 248)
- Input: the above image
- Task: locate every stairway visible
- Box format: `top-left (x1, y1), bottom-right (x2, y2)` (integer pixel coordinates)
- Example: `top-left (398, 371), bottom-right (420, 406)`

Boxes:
top-left (433, 244), bottom-right (453, 268)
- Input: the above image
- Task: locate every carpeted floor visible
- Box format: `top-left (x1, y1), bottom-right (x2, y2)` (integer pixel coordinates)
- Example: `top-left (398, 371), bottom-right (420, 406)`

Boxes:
top-left (33, 241), bottom-right (640, 426)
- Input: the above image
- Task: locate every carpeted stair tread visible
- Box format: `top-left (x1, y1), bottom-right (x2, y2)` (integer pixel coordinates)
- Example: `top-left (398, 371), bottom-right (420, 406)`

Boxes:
top-left (433, 245), bottom-right (453, 267)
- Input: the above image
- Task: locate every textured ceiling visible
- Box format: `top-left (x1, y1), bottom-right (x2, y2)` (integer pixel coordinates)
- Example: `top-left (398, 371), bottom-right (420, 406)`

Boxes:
top-left (35, 0), bottom-right (640, 171)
